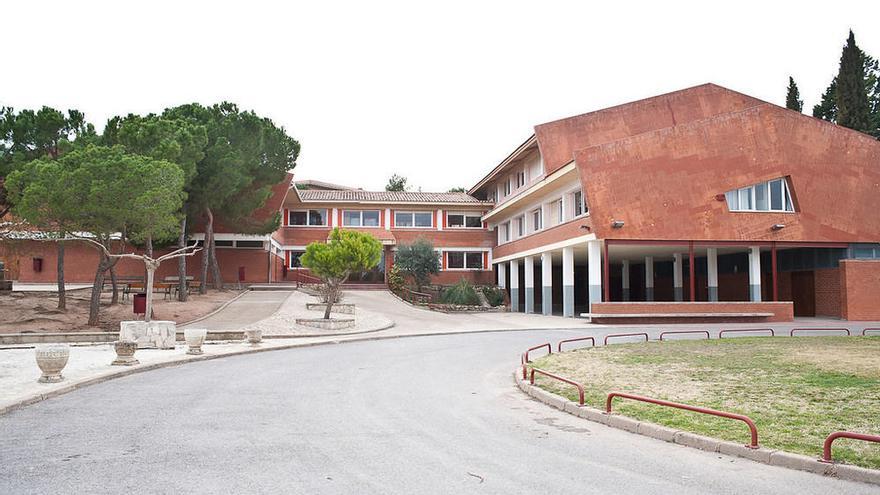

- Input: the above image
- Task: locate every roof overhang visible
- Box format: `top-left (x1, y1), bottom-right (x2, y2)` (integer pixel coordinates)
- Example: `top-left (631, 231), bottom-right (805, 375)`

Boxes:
top-left (468, 134), bottom-right (538, 195)
top-left (482, 161), bottom-right (578, 223)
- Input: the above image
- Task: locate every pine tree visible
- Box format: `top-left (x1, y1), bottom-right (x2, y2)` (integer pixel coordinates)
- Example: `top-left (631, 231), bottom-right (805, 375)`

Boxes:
top-left (836, 30), bottom-right (872, 133)
top-left (813, 79), bottom-right (837, 121)
top-left (785, 77), bottom-right (803, 112)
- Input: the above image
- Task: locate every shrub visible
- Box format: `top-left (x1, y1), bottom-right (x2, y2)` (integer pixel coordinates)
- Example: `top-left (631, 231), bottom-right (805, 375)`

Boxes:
top-left (394, 237), bottom-right (440, 290)
top-left (482, 286), bottom-right (505, 307)
top-left (387, 263), bottom-right (404, 294)
top-left (439, 279), bottom-right (480, 306)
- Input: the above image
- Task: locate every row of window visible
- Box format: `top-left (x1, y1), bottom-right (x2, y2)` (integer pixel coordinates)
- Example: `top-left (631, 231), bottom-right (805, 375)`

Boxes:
top-left (286, 209), bottom-right (483, 229)
top-left (725, 178), bottom-right (794, 212)
top-left (287, 250), bottom-right (487, 270)
top-left (497, 190), bottom-right (587, 243)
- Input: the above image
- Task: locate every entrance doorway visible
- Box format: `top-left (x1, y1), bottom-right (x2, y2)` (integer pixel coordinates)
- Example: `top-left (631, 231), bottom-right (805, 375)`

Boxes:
top-left (790, 271), bottom-right (816, 317)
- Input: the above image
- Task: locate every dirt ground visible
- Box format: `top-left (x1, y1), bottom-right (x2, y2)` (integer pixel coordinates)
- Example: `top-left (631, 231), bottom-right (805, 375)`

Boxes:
top-left (0, 289), bottom-right (243, 333)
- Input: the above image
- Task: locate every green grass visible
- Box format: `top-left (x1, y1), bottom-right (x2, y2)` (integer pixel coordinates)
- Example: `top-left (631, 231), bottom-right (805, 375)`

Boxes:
top-left (531, 336), bottom-right (880, 468)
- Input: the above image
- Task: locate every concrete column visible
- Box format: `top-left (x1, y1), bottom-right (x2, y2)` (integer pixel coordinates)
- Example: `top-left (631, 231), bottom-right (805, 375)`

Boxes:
top-left (541, 251), bottom-right (553, 316)
top-left (436, 209), bottom-right (443, 231)
top-left (524, 256), bottom-right (535, 314)
top-left (621, 260), bottom-right (630, 302)
top-left (587, 240), bottom-right (602, 312)
top-left (510, 259), bottom-right (520, 312)
top-left (707, 247), bottom-right (719, 302)
top-left (673, 253), bottom-right (683, 302)
top-left (384, 208), bottom-right (391, 230)
top-left (497, 262), bottom-right (506, 289)
top-left (749, 246), bottom-right (761, 302)
top-left (645, 256), bottom-right (654, 301)
top-left (332, 208), bottom-right (339, 227)
top-left (562, 247), bottom-right (575, 317)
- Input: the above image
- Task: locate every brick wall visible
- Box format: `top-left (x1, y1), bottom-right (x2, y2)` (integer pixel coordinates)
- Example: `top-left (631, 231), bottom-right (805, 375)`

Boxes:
top-left (840, 259), bottom-right (880, 320)
top-left (814, 267), bottom-right (841, 317)
top-left (590, 301), bottom-right (793, 323)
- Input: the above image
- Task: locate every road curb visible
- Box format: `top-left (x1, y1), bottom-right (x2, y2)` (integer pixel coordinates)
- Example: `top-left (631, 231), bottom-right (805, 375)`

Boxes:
top-left (513, 369), bottom-right (880, 486)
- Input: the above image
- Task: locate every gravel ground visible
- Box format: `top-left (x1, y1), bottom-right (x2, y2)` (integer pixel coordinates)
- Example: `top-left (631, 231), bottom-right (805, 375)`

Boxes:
top-left (241, 290), bottom-right (393, 336)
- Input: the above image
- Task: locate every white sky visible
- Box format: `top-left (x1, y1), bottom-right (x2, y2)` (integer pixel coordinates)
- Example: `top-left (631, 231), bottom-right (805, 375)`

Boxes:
top-left (2, 1), bottom-right (877, 192)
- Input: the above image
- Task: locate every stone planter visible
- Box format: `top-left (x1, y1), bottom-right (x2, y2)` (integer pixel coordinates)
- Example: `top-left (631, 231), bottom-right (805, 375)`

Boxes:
top-left (111, 341), bottom-right (139, 366)
top-left (35, 343), bottom-right (70, 383)
top-left (295, 317), bottom-right (356, 330)
top-left (184, 328), bottom-right (207, 355)
top-left (306, 303), bottom-right (356, 315)
top-left (245, 329), bottom-right (263, 346)
top-left (120, 320), bottom-right (177, 349)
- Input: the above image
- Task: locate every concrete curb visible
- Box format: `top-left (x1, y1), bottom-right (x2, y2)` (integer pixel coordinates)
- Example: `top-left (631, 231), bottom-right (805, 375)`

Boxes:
top-left (513, 369), bottom-right (880, 486)
top-left (0, 324), bottom-right (584, 418)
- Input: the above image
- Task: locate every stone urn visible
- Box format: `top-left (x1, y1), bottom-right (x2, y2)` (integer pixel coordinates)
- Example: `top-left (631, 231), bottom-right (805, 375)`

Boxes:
top-left (111, 341), bottom-right (139, 366)
top-left (184, 328), bottom-right (207, 355)
top-left (35, 344), bottom-right (70, 383)
top-left (245, 329), bottom-right (263, 346)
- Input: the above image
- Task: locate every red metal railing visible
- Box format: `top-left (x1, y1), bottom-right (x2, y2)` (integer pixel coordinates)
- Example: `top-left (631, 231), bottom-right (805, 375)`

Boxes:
top-left (789, 327), bottom-right (850, 336)
top-left (659, 330), bottom-right (711, 341)
top-left (718, 328), bottom-right (775, 338)
top-left (604, 332), bottom-right (649, 346)
top-left (524, 343), bottom-right (551, 363)
top-left (605, 391), bottom-right (759, 448)
top-left (530, 368), bottom-right (585, 406)
top-left (521, 353), bottom-right (528, 379)
top-left (821, 431), bottom-right (880, 463)
top-left (862, 328), bottom-right (880, 336)
top-left (557, 336), bottom-right (596, 352)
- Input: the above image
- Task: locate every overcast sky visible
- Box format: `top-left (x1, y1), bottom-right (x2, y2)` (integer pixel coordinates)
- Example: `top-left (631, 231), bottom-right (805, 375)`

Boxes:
top-left (2, 1), bottom-right (877, 192)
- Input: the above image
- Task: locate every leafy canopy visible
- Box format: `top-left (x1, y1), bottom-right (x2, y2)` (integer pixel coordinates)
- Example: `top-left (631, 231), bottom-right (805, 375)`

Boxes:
top-left (394, 237), bottom-right (440, 289)
top-left (300, 228), bottom-right (382, 282)
top-left (385, 174), bottom-right (408, 192)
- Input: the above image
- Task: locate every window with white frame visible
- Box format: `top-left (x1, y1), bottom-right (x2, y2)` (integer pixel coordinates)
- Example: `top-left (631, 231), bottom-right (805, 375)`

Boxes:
top-left (574, 190), bottom-right (586, 216)
top-left (343, 210), bottom-right (380, 227)
top-left (514, 215), bottom-right (524, 237)
top-left (499, 222), bottom-right (510, 242)
top-left (552, 199), bottom-right (563, 224)
top-left (503, 179), bottom-right (511, 196)
top-left (725, 178), bottom-right (794, 212)
top-left (447, 212), bottom-right (482, 228)
top-left (446, 251), bottom-right (484, 270)
top-left (531, 208), bottom-right (542, 231)
top-left (288, 209), bottom-right (328, 226)
top-left (395, 211), bottom-right (433, 228)
top-left (515, 170), bottom-right (525, 188)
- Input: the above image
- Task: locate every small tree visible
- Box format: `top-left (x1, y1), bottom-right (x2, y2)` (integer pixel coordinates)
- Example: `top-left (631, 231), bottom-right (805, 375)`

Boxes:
top-left (394, 238), bottom-right (440, 291)
top-left (300, 228), bottom-right (382, 319)
top-left (447, 186), bottom-right (467, 193)
top-left (785, 77), bottom-right (803, 112)
top-left (385, 174), bottom-right (408, 192)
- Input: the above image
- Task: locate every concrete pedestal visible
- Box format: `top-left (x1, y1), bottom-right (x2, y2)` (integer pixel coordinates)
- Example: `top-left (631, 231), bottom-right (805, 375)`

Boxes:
top-left (120, 320), bottom-right (177, 349)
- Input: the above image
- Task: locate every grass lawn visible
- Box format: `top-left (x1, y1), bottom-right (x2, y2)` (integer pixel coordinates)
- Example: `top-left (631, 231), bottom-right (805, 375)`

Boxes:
top-left (531, 336), bottom-right (880, 469)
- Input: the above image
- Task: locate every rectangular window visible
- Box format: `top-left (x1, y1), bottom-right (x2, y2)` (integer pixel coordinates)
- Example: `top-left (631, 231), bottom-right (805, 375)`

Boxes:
top-left (574, 191), bottom-right (585, 216)
top-left (289, 251), bottom-right (304, 268)
top-left (514, 215), bottom-right (524, 237)
top-left (515, 170), bottom-right (525, 188)
top-left (503, 179), bottom-right (511, 196)
top-left (289, 209), bottom-right (328, 226)
top-left (499, 222), bottom-right (509, 242)
top-left (554, 199), bottom-right (563, 224)
top-left (726, 178), bottom-right (794, 213)
top-left (235, 240), bottom-right (263, 249)
top-left (214, 240), bottom-right (234, 247)
top-left (446, 251), bottom-right (484, 270)
top-left (342, 210), bottom-right (380, 227)
top-left (394, 211), bottom-right (433, 228)
top-left (448, 213), bottom-right (483, 228)
top-left (532, 209), bottom-right (542, 231)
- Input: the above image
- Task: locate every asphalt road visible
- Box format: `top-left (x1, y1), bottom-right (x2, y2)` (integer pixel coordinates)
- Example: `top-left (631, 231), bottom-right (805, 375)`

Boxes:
top-left (0, 330), bottom-right (876, 494)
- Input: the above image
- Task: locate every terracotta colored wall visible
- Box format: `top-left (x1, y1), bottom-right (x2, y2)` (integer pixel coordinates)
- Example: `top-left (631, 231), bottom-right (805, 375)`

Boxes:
top-left (492, 218), bottom-right (592, 260)
top-left (814, 268), bottom-right (841, 317)
top-left (840, 260), bottom-right (880, 320)
top-left (575, 103), bottom-right (880, 243)
top-left (590, 301), bottom-right (793, 323)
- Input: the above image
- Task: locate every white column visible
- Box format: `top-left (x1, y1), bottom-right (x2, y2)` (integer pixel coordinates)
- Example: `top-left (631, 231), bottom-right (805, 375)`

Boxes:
top-left (510, 259), bottom-right (520, 312)
top-left (436, 209), bottom-right (443, 231)
top-left (541, 251), bottom-right (553, 316)
top-left (560, 194), bottom-right (569, 223)
top-left (645, 256), bottom-right (654, 301)
top-left (621, 260), bottom-right (630, 302)
top-left (524, 256), bottom-right (535, 314)
top-left (497, 262), bottom-right (506, 289)
top-left (749, 246), bottom-right (761, 302)
top-left (331, 208), bottom-right (339, 227)
top-left (587, 241), bottom-right (602, 312)
top-left (562, 246), bottom-right (575, 317)
top-left (707, 248), bottom-right (719, 302)
top-left (673, 253), bottom-right (683, 302)
top-left (384, 208), bottom-right (391, 230)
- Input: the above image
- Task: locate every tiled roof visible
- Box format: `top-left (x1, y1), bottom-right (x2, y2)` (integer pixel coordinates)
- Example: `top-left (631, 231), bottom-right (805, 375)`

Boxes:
top-left (298, 189), bottom-right (492, 204)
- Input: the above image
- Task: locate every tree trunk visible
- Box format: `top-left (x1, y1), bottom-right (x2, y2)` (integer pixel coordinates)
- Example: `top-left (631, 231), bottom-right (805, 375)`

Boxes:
top-left (144, 234), bottom-right (153, 285)
top-left (56, 241), bottom-right (66, 310)
top-left (199, 209), bottom-right (212, 295)
top-left (324, 282), bottom-right (335, 319)
top-left (109, 263), bottom-right (119, 305)
top-left (88, 252), bottom-right (111, 327)
top-left (177, 217), bottom-right (188, 302)
top-left (144, 262), bottom-right (157, 323)
top-left (209, 235), bottom-right (223, 290)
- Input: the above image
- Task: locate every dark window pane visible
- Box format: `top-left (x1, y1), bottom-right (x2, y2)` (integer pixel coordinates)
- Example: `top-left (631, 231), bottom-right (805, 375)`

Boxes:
top-left (290, 252), bottom-right (304, 267)
top-left (395, 212), bottom-right (413, 227)
top-left (236, 240), bottom-right (263, 248)
top-left (770, 180), bottom-right (783, 210)
top-left (290, 211), bottom-right (307, 226)
top-left (447, 252), bottom-right (464, 269)
top-left (466, 252), bottom-right (483, 269)
top-left (343, 211), bottom-right (361, 226)
top-left (414, 212), bottom-right (433, 227)
top-left (448, 214), bottom-right (464, 227)
top-left (363, 211), bottom-right (380, 227)
top-left (309, 209), bottom-right (326, 226)
top-left (214, 240), bottom-right (234, 247)
top-left (465, 215), bottom-right (482, 228)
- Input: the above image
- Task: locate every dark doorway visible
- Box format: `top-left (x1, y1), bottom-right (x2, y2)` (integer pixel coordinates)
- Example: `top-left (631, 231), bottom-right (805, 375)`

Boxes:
top-left (790, 271), bottom-right (816, 317)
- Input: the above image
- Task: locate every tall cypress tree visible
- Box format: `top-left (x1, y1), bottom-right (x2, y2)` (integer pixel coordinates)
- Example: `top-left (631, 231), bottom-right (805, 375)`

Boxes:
top-left (785, 77), bottom-right (803, 112)
top-left (835, 30), bottom-right (872, 133)
top-left (813, 79), bottom-right (838, 121)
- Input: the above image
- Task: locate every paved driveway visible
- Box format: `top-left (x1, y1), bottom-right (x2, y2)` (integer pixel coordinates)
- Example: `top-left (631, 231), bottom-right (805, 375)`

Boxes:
top-left (0, 330), bottom-right (873, 494)
top-left (181, 290), bottom-right (292, 330)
